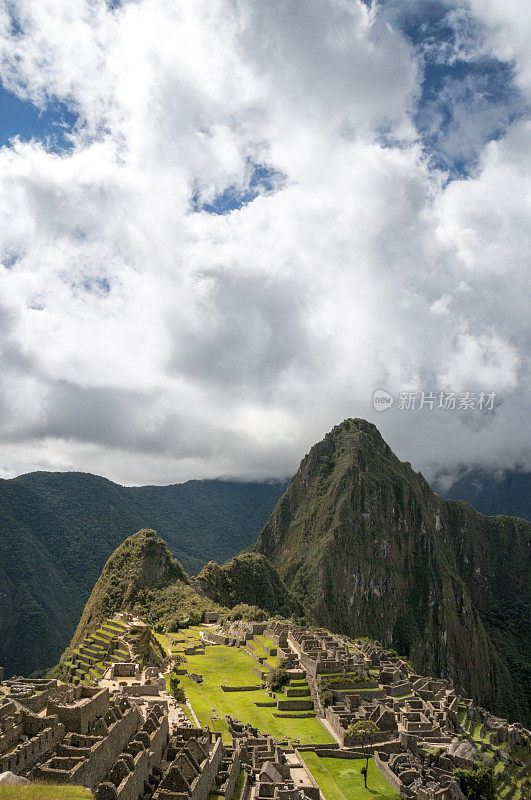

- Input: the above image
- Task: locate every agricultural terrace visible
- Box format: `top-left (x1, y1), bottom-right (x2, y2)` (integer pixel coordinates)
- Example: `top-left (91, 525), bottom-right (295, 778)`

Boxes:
top-left (160, 626), bottom-right (335, 746)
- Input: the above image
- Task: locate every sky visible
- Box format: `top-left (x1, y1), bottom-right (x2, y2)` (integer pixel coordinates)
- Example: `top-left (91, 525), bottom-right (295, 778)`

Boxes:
top-left (0, 0), bottom-right (529, 486)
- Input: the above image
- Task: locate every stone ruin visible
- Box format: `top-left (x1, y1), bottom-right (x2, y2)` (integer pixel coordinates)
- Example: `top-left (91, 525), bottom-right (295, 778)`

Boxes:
top-left (0, 673), bottom-right (241, 800)
top-left (225, 716), bottom-right (320, 800)
top-left (287, 627), bottom-right (360, 680)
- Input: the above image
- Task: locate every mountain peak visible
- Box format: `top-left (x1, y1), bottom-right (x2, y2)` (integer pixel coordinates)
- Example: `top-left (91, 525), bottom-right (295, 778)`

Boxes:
top-left (256, 419), bottom-right (530, 724)
top-left (67, 528), bottom-right (189, 651)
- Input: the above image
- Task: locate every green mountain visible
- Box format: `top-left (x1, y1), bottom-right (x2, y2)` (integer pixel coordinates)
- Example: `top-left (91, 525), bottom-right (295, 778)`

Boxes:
top-left (0, 473), bottom-right (285, 677)
top-left (64, 529), bottom-right (223, 661)
top-left (196, 552), bottom-right (300, 618)
top-left (440, 468), bottom-right (531, 520)
top-left (254, 419), bottom-right (530, 725)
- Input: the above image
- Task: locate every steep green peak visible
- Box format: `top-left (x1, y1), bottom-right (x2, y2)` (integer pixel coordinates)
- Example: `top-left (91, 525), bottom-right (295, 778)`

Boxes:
top-left (101, 527), bottom-right (189, 587)
top-left (196, 551), bottom-right (300, 617)
top-left (66, 528), bottom-right (189, 652)
top-left (298, 417), bottom-right (419, 486)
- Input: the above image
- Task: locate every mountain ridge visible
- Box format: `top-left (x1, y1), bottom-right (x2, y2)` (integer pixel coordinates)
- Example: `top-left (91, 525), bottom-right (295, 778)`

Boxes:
top-left (255, 419), bottom-right (530, 724)
top-left (0, 474), bottom-right (285, 677)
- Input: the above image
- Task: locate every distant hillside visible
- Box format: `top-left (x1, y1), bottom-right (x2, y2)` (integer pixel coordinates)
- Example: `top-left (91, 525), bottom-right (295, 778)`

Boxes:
top-left (0, 473), bottom-right (286, 677)
top-left (439, 469), bottom-right (531, 520)
top-left (255, 419), bottom-right (531, 725)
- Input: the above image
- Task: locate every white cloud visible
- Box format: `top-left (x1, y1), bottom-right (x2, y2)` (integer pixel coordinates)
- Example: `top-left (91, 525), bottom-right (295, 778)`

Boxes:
top-left (0, 0), bottom-right (529, 485)
top-left (468, 0), bottom-right (531, 95)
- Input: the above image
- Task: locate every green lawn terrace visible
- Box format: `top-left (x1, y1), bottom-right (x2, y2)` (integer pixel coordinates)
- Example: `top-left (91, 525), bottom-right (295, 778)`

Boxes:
top-left (155, 625), bottom-right (332, 746)
top-left (63, 615), bottom-right (140, 686)
top-left (250, 633), bottom-right (280, 668)
top-left (301, 752), bottom-right (400, 800)
top-left (0, 786), bottom-right (93, 800)
top-left (456, 705), bottom-right (530, 800)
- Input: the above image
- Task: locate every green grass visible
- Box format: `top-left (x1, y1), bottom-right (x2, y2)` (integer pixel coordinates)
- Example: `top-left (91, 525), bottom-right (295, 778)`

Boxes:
top-left (180, 644), bottom-right (334, 745)
top-left (179, 702), bottom-right (195, 723)
top-left (230, 770), bottom-right (246, 800)
top-left (0, 787), bottom-right (93, 799)
top-left (470, 723), bottom-right (492, 744)
top-left (255, 634), bottom-right (276, 649)
top-left (153, 632), bottom-right (172, 654)
top-left (301, 753), bottom-right (400, 800)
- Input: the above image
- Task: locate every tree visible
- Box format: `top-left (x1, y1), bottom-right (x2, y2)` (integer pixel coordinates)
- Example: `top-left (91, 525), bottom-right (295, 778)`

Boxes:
top-left (321, 689), bottom-right (333, 708)
top-left (267, 667), bottom-right (290, 693)
top-left (345, 720), bottom-right (381, 788)
top-left (454, 764), bottom-right (496, 800)
top-left (169, 667), bottom-right (182, 698)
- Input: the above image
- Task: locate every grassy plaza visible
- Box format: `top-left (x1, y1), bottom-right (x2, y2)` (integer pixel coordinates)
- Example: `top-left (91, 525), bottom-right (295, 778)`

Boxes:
top-left (300, 753), bottom-right (400, 800)
top-left (164, 627), bottom-right (334, 745)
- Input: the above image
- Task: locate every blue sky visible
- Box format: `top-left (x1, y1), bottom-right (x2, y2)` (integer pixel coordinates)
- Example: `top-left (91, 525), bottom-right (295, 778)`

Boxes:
top-left (0, 85), bottom-right (77, 150)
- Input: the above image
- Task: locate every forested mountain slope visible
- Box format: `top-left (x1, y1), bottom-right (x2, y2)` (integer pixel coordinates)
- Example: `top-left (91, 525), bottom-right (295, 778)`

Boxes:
top-left (440, 468), bottom-right (531, 520)
top-left (255, 419), bottom-right (530, 725)
top-left (0, 473), bottom-right (285, 676)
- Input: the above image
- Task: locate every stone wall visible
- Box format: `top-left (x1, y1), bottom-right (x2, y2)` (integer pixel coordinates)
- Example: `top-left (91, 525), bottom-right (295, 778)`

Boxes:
top-left (222, 751), bottom-right (241, 800)
top-left (276, 699), bottom-right (314, 711)
top-left (0, 713), bottom-right (65, 776)
top-left (94, 705), bottom-right (169, 800)
top-left (33, 701), bottom-right (143, 788)
top-left (153, 731), bottom-right (224, 800)
top-left (47, 688), bottom-right (111, 735)
top-left (374, 751), bottom-right (405, 794)
top-left (120, 684), bottom-right (161, 697)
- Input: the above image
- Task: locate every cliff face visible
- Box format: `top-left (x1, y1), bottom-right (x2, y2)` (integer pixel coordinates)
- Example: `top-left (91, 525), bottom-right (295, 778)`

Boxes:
top-left (196, 552), bottom-right (300, 617)
top-left (255, 419), bottom-right (530, 724)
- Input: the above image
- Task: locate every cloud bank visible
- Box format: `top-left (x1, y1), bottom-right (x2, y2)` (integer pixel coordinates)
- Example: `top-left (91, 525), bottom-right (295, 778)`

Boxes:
top-left (0, 0), bottom-right (529, 485)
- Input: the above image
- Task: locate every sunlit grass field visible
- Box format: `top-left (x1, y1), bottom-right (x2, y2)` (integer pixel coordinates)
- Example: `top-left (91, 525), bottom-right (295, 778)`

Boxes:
top-left (301, 753), bottom-right (399, 800)
top-left (0, 786), bottom-right (93, 800)
top-left (175, 637), bottom-right (334, 745)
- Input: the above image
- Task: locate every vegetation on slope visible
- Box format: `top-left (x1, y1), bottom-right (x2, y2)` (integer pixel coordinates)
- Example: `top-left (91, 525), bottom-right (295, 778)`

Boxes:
top-left (255, 418), bottom-right (530, 724)
top-left (0, 473), bottom-right (285, 676)
top-left (196, 552), bottom-right (300, 617)
top-left (61, 529), bottom-right (223, 667)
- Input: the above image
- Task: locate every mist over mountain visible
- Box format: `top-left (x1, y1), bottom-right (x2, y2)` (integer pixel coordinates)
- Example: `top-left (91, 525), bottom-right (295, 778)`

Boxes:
top-left (438, 469), bottom-right (530, 521)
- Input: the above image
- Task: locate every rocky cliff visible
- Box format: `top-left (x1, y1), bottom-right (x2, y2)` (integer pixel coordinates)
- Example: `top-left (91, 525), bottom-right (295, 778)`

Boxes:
top-left (255, 419), bottom-right (530, 724)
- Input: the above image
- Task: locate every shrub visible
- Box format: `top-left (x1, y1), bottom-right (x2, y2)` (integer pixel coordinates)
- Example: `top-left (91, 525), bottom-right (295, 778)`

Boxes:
top-left (455, 764), bottom-right (496, 800)
top-left (228, 604), bottom-right (267, 621)
top-left (169, 668), bottom-right (184, 700)
top-left (267, 667), bottom-right (290, 693)
top-left (321, 689), bottom-right (333, 707)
